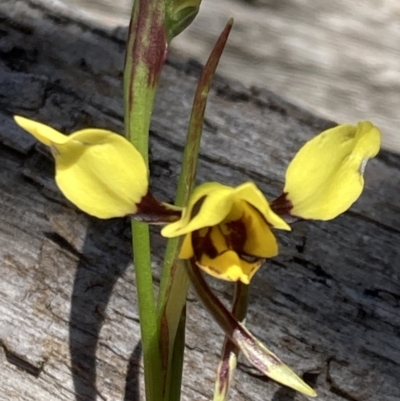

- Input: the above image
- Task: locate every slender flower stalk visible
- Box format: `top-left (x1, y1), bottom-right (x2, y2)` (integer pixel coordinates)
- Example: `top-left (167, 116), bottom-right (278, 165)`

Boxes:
top-left (156, 20), bottom-right (234, 401)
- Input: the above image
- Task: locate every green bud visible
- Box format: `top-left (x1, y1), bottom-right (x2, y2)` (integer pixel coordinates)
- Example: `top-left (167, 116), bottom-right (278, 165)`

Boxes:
top-left (166, 0), bottom-right (202, 41)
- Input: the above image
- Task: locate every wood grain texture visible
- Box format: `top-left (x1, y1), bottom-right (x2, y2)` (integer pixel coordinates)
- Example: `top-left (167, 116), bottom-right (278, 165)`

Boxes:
top-left (1, 1), bottom-right (400, 401)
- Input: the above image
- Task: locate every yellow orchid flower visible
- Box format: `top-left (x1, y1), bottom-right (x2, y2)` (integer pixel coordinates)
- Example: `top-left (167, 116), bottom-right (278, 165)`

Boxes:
top-left (162, 182), bottom-right (290, 284)
top-left (16, 115), bottom-right (380, 284)
top-left (273, 121), bottom-right (381, 220)
top-left (14, 115), bottom-right (148, 219)
top-left (163, 121), bottom-right (380, 284)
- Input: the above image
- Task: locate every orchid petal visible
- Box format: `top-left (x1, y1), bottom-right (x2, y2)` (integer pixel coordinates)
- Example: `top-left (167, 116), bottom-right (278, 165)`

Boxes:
top-left (15, 116), bottom-right (149, 218)
top-left (284, 121), bottom-right (381, 220)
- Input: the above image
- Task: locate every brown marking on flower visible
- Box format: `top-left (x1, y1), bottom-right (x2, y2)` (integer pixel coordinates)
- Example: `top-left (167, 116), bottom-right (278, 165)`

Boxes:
top-left (192, 228), bottom-right (218, 260)
top-left (271, 193), bottom-right (302, 224)
top-left (270, 192), bottom-right (293, 215)
top-left (225, 219), bottom-right (247, 253)
top-left (133, 191), bottom-right (181, 223)
top-left (234, 329), bottom-right (282, 372)
top-left (190, 195), bottom-right (206, 220)
top-left (189, 196), bottom-right (278, 276)
top-left (191, 205), bottom-right (268, 266)
top-left (245, 201), bottom-right (270, 226)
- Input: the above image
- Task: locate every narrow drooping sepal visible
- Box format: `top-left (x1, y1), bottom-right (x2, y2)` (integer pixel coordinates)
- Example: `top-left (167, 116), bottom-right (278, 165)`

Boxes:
top-left (233, 326), bottom-right (316, 396)
top-left (213, 341), bottom-right (238, 401)
top-left (14, 116), bottom-right (149, 219)
top-left (186, 260), bottom-right (317, 397)
top-left (283, 121), bottom-right (381, 220)
top-left (213, 282), bottom-right (249, 401)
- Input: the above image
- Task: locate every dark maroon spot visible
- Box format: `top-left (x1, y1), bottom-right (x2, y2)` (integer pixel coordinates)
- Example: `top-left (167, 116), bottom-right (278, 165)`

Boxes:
top-left (270, 192), bottom-right (294, 216)
top-left (192, 228), bottom-right (218, 260)
top-left (191, 199), bottom-right (276, 265)
top-left (225, 219), bottom-right (247, 253)
top-left (190, 196), bottom-right (206, 220)
top-left (134, 192), bottom-right (181, 223)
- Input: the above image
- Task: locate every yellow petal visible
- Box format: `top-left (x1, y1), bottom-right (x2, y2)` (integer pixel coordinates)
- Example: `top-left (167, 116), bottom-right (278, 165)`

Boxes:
top-left (55, 129), bottom-right (148, 218)
top-left (162, 182), bottom-right (235, 237)
top-left (284, 121), bottom-right (381, 220)
top-left (162, 181), bottom-right (290, 238)
top-left (14, 115), bottom-right (69, 146)
top-left (15, 116), bottom-right (149, 218)
top-left (196, 226), bottom-right (263, 284)
top-left (233, 182), bottom-right (290, 230)
top-left (198, 250), bottom-right (260, 285)
top-left (179, 233), bottom-right (195, 259)
top-left (240, 201), bottom-right (279, 258)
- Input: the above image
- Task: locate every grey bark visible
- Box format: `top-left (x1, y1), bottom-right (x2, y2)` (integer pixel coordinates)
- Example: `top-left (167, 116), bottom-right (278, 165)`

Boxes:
top-left (0, 1), bottom-right (399, 401)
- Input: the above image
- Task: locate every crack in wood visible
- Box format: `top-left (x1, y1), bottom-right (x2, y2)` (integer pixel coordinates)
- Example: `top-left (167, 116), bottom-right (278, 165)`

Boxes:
top-left (292, 256), bottom-right (336, 289)
top-left (44, 232), bottom-right (85, 261)
top-left (0, 340), bottom-right (45, 378)
top-left (326, 358), bottom-right (365, 401)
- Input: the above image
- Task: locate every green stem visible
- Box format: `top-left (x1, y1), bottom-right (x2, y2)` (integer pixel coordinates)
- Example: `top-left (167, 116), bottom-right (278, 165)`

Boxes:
top-left (124, 0), bottom-right (168, 159)
top-left (157, 251), bottom-right (189, 400)
top-left (167, 304), bottom-right (187, 397)
top-left (123, 1), bottom-right (168, 400)
top-left (130, 221), bottom-right (161, 400)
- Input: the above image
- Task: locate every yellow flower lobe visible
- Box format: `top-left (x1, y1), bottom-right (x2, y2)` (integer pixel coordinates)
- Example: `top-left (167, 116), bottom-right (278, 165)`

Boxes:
top-left (284, 121), bottom-right (381, 220)
top-left (14, 116), bottom-right (148, 218)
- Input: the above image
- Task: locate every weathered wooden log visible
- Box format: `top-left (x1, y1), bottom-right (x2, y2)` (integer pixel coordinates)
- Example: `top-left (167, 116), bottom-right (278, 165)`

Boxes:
top-left (1, 1), bottom-right (399, 400)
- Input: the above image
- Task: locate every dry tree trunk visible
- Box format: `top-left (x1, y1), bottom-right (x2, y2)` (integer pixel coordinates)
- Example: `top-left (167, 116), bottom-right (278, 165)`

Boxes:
top-left (0, 1), bottom-right (399, 400)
